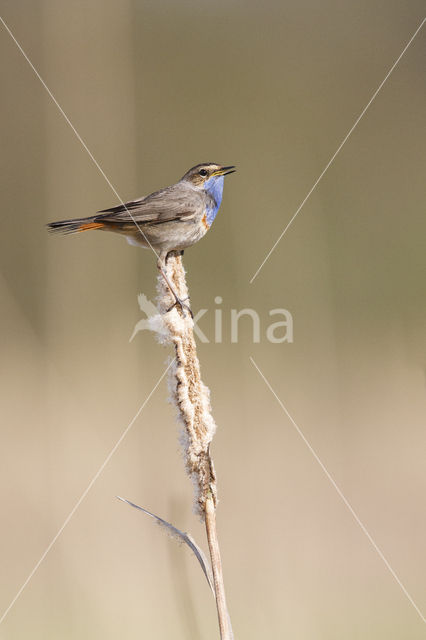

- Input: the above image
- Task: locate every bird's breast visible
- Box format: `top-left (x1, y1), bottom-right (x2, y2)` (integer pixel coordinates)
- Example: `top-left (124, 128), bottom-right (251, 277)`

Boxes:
top-left (201, 212), bottom-right (210, 231)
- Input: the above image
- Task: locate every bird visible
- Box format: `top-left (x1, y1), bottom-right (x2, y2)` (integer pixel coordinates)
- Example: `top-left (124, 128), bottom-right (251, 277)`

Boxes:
top-left (47, 162), bottom-right (235, 315)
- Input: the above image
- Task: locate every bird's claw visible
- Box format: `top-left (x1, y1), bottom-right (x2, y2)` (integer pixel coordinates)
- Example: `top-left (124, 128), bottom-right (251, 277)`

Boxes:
top-left (167, 296), bottom-right (193, 318)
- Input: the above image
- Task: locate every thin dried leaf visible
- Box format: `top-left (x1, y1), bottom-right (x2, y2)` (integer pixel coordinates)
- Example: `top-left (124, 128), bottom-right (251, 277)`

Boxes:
top-left (117, 496), bottom-right (215, 595)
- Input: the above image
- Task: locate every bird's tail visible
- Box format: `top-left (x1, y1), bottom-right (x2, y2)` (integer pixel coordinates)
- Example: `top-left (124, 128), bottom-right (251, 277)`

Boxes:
top-left (46, 216), bottom-right (105, 235)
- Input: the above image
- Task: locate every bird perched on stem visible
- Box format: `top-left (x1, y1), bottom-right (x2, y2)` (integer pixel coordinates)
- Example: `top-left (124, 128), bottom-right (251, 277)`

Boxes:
top-left (47, 162), bottom-right (236, 316)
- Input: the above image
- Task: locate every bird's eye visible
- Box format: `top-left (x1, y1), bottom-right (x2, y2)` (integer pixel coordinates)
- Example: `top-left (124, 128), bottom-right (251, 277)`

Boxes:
top-left (199, 169), bottom-right (208, 177)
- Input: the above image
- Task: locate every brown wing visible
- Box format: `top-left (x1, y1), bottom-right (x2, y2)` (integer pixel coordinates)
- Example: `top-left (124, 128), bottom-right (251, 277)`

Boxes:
top-left (96, 184), bottom-right (201, 226)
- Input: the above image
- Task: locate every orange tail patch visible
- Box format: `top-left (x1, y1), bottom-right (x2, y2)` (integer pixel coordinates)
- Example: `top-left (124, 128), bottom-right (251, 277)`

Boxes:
top-left (78, 222), bottom-right (105, 232)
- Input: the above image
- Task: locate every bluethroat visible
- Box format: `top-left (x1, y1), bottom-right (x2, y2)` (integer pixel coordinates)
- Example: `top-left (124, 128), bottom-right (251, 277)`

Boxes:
top-left (47, 163), bottom-right (236, 315)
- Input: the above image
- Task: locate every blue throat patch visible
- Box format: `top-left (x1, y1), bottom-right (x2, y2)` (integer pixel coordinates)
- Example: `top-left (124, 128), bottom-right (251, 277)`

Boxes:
top-left (203, 175), bottom-right (224, 226)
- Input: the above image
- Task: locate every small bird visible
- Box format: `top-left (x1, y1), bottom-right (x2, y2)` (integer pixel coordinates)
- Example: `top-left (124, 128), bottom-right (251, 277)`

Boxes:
top-left (47, 162), bottom-right (235, 315)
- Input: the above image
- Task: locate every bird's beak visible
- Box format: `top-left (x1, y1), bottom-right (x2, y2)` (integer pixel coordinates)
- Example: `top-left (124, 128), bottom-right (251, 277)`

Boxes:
top-left (212, 165), bottom-right (236, 177)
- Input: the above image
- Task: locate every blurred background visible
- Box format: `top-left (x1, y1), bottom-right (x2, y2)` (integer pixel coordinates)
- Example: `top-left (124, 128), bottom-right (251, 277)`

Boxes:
top-left (0, 1), bottom-right (425, 638)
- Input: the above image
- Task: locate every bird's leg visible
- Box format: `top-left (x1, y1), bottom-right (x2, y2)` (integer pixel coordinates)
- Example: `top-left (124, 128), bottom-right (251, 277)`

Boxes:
top-left (157, 252), bottom-right (193, 318)
top-left (164, 252), bottom-right (190, 307)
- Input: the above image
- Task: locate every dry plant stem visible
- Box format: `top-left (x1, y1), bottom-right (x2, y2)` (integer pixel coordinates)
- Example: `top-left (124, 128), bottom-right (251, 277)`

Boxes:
top-left (205, 495), bottom-right (233, 640)
top-left (154, 252), bottom-right (233, 640)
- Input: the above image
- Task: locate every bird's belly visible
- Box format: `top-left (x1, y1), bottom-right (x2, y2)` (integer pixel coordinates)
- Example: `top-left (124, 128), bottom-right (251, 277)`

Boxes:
top-left (143, 219), bottom-right (208, 252)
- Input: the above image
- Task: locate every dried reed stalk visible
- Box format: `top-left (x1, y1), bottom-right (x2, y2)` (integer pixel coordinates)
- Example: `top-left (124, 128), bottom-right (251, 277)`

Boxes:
top-left (152, 251), bottom-right (233, 640)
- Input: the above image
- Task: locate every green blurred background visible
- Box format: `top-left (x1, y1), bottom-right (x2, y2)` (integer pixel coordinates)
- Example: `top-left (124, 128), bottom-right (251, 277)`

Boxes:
top-left (1, 1), bottom-right (425, 638)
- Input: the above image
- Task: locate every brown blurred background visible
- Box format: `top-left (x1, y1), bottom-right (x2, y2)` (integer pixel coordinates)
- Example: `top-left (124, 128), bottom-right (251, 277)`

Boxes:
top-left (1, 1), bottom-right (425, 638)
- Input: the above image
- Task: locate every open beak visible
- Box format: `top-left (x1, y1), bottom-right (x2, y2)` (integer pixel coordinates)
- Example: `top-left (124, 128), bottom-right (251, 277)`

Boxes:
top-left (213, 165), bottom-right (236, 177)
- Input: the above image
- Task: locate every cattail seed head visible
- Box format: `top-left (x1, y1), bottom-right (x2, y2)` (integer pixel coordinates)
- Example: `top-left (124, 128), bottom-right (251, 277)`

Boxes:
top-left (153, 253), bottom-right (217, 516)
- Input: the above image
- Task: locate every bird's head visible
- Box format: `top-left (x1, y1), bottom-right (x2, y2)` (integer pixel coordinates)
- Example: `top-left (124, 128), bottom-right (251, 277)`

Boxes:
top-left (181, 163), bottom-right (236, 189)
